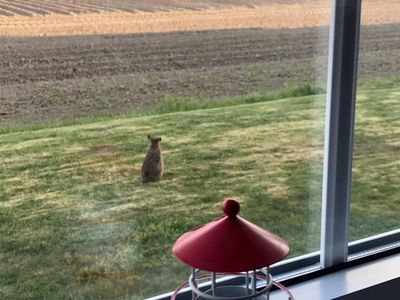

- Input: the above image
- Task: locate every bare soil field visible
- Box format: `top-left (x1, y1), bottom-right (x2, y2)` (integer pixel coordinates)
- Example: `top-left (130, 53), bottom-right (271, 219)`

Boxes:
top-left (0, 0), bottom-right (304, 16)
top-left (0, 1), bottom-right (399, 36)
top-left (1, 23), bottom-right (399, 124)
top-left (0, 1), bottom-right (399, 124)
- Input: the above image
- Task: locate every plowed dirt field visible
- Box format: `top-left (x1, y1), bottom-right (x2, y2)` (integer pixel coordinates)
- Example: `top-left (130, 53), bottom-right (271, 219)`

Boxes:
top-left (1, 1), bottom-right (399, 36)
top-left (0, 1), bottom-right (399, 124)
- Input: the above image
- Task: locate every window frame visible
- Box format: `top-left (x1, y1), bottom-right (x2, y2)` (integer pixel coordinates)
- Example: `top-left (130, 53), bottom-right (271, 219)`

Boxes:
top-left (148, 0), bottom-right (400, 299)
top-left (320, 0), bottom-right (362, 268)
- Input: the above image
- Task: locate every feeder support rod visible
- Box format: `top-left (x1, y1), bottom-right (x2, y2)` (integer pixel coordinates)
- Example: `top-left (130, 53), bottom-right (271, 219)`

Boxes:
top-left (211, 272), bottom-right (217, 296)
top-left (266, 267), bottom-right (270, 300)
top-left (252, 270), bottom-right (257, 295)
top-left (192, 268), bottom-right (196, 300)
top-left (246, 271), bottom-right (250, 295)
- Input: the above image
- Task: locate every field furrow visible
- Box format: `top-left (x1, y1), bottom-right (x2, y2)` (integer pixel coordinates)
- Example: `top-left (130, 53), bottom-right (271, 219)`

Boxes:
top-left (0, 7), bottom-right (12, 16)
top-left (64, 0), bottom-right (124, 13)
top-left (1, 0), bottom-right (275, 16)
top-left (0, 0), bottom-right (49, 15)
top-left (0, 2), bottom-right (32, 16)
top-left (48, 0), bottom-right (106, 13)
top-left (13, 0), bottom-right (71, 15)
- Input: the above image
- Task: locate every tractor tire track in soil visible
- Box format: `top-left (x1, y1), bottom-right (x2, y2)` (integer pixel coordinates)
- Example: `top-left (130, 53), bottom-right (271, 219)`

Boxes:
top-left (0, 23), bottom-right (399, 124)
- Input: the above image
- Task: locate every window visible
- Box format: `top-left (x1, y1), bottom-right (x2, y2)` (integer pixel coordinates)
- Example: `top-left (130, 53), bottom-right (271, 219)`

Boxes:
top-left (350, 0), bottom-right (400, 243)
top-left (0, 1), bottom-right (398, 300)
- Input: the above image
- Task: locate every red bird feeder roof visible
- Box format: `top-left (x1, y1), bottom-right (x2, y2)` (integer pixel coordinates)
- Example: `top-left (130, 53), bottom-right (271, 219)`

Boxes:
top-left (172, 198), bottom-right (289, 272)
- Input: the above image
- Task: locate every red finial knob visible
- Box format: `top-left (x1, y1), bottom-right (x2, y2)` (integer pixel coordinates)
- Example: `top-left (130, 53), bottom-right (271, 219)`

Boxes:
top-left (222, 198), bottom-right (240, 217)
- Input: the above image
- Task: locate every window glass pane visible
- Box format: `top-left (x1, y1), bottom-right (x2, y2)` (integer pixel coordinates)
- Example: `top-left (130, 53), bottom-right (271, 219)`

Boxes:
top-left (0, 1), bottom-right (329, 298)
top-left (351, 0), bottom-right (400, 241)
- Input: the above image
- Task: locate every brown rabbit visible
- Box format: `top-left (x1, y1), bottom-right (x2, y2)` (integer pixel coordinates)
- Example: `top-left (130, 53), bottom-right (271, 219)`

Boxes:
top-left (141, 135), bottom-right (164, 183)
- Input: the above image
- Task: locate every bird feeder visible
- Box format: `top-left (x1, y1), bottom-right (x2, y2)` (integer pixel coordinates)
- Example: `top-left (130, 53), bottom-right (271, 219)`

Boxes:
top-left (171, 198), bottom-right (294, 300)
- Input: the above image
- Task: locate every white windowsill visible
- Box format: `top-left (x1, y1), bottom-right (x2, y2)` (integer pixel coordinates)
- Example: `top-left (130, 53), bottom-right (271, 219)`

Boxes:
top-left (270, 252), bottom-right (400, 300)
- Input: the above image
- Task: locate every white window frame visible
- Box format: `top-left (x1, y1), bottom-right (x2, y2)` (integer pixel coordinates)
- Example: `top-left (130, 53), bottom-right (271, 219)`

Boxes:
top-left (320, 0), bottom-right (362, 268)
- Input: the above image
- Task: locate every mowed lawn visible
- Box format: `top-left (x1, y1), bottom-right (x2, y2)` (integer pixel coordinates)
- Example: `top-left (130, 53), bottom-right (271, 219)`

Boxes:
top-left (0, 85), bottom-right (399, 299)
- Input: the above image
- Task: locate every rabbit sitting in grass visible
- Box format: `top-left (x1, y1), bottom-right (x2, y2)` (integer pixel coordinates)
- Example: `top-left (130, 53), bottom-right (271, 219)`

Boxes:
top-left (141, 135), bottom-right (164, 183)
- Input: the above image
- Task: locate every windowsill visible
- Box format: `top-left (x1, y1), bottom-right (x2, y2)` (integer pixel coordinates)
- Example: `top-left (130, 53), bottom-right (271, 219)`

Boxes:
top-left (148, 237), bottom-right (400, 300)
top-left (270, 251), bottom-right (400, 299)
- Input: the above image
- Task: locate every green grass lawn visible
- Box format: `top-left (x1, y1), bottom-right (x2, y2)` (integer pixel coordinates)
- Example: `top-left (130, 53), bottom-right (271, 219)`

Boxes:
top-left (0, 82), bottom-right (399, 299)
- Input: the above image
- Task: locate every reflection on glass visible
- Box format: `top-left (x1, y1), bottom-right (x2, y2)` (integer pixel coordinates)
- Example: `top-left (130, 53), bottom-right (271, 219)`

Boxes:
top-left (0, 0), bottom-right (329, 298)
top-left (351, 0), bottom-right (400, 241)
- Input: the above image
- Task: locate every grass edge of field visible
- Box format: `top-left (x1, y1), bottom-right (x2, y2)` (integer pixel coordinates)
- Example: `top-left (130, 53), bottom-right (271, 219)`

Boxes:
top-left (0, 84), bottom-right (323, 134)
top-left (1, 76), bottom-right (399, 135)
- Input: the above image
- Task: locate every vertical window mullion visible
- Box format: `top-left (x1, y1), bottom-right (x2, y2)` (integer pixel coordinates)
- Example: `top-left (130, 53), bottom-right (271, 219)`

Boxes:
top-left (321, 0), bottom-right (362, 268)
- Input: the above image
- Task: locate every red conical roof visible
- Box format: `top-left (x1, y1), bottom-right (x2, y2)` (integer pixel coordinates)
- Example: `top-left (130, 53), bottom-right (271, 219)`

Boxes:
top-left (172, 198), bottom-right (289, 272)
